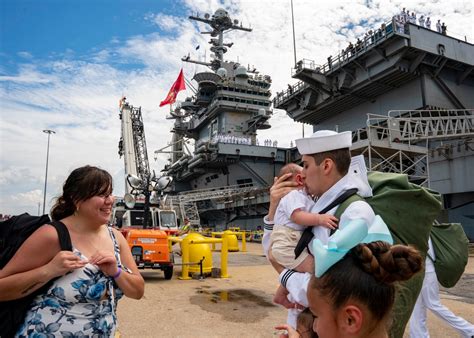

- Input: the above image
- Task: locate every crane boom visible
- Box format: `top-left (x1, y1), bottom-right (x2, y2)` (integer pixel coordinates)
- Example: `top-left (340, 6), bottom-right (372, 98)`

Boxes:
top-left (115, 100), bottom-right (178, 280)
top-left (119, 98), bottom-right (150, 195)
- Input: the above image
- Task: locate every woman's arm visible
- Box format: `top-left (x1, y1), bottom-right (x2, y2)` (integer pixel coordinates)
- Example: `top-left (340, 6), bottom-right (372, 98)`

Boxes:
top-left (0, 225), bottom-right (80, 300)
top-left (0, 250), bottom-right (86, 301)
top-left (111, 228), bottom-right (145, 299)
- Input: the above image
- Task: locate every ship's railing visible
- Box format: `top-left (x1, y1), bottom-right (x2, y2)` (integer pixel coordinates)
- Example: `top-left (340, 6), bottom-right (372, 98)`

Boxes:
top-left (275, 18), bottom-right (398, 107)
top-left (273, 80), bottom-right (309, 107)
top-left (294, 20), bottom-right (397, 77)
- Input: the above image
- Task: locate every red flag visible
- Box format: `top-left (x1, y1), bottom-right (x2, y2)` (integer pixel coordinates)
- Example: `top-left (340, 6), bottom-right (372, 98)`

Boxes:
top-left (159, 69), bottom-right (186, 107)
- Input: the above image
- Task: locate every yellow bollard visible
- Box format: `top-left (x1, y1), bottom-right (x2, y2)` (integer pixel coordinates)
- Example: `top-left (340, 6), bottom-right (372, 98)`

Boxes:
top-left (173, 235), bottom-right (229, 280)
top-left (220, 235), bottom-right (229, 278)
top-left (179, 237), bottom-right (192, 280)
top-left (241, 232), bottom-right (247, 252)
top-left (223, 230), bottom-right (239, 252)
top-left (187, 234), bottom-right (213, 275)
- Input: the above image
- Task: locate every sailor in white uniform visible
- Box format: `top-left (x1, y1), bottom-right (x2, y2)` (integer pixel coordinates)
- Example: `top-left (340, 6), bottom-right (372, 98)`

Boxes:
top-left (419, 15), bottom-right (425, 27)
top-left (436, 20), bottom-right (442, 33)
top-left (425, 17), bottom-right (432, 30)
top-left (409, 238), bottom-right (474, 338)
top-left (262, 130), bottom-right (375, 329)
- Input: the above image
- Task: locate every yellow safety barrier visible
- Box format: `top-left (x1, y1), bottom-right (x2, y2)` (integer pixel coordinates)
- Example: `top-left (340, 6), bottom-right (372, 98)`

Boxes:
top-left (168, 235), bottom-right (229, 280)
top-left (210, 231), bottom-right (247, 252)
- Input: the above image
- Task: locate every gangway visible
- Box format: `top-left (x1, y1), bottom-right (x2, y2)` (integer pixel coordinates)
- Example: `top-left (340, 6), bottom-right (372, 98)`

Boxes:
top-left (387, 109), bottom-right (473, 142)
top-left (351, 109), bottom-right (473, 186)
top-left (164, 184), bottom-right (269, 224)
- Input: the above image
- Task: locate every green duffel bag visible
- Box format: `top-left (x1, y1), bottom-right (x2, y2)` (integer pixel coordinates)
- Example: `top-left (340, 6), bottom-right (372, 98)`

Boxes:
top-left (428, 222), bottom-right (469, 288)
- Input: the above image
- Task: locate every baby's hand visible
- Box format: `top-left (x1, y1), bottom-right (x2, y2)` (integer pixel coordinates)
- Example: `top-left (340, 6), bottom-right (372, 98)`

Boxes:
top-left (318, 214), bottom-right (338, 230)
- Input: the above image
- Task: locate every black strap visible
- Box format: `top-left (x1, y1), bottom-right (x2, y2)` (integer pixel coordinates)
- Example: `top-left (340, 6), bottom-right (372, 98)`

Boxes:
top-left (50, 221), bottom-right (73, 251)
top-left (33, 221), bottom-right (72, 298)
top-left (294, 188), bottom-right (358, 259)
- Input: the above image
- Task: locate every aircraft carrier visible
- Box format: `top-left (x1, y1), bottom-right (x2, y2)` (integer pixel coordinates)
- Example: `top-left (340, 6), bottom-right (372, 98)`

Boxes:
top-left (156, 10), bottom-right (473, 238)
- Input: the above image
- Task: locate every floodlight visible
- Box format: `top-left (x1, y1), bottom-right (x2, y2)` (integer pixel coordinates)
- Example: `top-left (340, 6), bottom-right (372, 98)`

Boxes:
top-left (156, 176), bottom-right (173, 190)
top-left (127, 174), bottom-right (143, 189)
top-left (124, 193), bottom-right (136, 209)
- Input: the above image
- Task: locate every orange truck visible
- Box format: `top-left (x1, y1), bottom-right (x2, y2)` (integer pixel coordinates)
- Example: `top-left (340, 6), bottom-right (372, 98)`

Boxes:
top-left (114, 207), bottom-right (179, 279)
top-left (123, 228), bottom-right (174, 279)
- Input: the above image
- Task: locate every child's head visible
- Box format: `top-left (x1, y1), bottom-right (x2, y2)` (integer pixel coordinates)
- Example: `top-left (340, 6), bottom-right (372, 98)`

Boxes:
top-left (308, 241), bottom-right (422, 338)
top-left (296, 308), bottom-right (319, 338)
top-left (278, 163), bottom-right (304, 186)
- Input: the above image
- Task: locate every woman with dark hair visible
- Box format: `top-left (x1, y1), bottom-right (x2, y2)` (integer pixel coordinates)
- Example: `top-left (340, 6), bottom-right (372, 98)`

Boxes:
top-left (276, 240), bottom-right (423, 338)
top-left (0, 165), bottom-right (144, 337)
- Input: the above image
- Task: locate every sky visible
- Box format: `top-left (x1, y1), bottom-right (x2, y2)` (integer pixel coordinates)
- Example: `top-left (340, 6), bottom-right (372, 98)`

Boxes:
top-left (1, 0), bottom-right (473, 216)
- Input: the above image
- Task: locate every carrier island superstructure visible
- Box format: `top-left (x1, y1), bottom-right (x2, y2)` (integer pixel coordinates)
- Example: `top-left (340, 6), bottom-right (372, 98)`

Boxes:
top-left (155, 9), bottom-right (297, 228)
top-left (274, 19), bottom-right (474, 239)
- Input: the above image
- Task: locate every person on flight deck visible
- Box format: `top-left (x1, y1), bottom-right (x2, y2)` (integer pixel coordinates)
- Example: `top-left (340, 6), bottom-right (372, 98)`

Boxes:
top-left (426, 17), bottom-right (431, 29)
top-left (419, 15), bottom-right (425, 27)
top-left (401, 7), bottom-right (406, 21)
top-left (436, 19), bottom-right (442, 33)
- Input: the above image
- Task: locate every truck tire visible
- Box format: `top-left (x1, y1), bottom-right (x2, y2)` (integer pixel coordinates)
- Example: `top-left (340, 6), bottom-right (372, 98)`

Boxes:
top-left (164, 266), bottom-right (173, 280)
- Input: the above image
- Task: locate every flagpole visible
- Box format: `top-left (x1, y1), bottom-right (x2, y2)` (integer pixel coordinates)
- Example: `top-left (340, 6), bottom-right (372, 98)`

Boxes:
top-left (291, 0), bottom-right (297, 66)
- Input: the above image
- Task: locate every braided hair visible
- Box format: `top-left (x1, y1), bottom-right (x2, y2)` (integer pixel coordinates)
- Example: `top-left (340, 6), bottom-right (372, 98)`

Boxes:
top-left (310, 241), bottom-right (423, 321)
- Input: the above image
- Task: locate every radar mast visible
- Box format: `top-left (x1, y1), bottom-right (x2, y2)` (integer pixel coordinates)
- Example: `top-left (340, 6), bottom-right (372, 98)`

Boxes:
top-left (183, 8), bottom-right (251, 70)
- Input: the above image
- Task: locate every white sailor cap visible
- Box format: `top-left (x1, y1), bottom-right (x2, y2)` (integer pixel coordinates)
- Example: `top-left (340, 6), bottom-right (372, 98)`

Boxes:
top-left (295, 130), bottom-right (352, 155)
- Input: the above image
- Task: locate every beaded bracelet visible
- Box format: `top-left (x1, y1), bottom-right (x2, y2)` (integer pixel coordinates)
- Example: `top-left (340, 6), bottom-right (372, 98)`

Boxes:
top-left (112, 267), bottom-right (122, 279)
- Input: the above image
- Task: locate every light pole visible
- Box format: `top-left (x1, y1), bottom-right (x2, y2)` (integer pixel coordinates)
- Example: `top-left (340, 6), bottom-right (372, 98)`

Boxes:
top-left (42, 129), bottom-right (55, 214)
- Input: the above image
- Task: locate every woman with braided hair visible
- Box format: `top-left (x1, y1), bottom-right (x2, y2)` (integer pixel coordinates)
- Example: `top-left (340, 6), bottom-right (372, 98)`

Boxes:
top-left (308, 241), bottom-right (423, 338)
top-left (276, 217), bottom-right (423, 338)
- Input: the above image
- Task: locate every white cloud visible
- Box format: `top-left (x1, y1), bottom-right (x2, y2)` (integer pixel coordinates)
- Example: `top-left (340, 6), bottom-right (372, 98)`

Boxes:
top-left (0, 64), bottom-right (54, 84)
top-left (147, 13), bottom-right (183, 32)
top-left (1, 0), bottom-right (473, 215)
top-left (17, 51), bottom-right (33, 59)
top-left (3, 189), bottom-right (43, 216)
